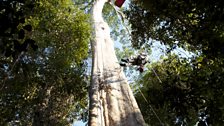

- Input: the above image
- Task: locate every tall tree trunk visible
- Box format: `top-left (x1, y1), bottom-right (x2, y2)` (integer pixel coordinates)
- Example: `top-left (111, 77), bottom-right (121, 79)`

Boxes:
top-left (89, 0), bottom-right (145, 125)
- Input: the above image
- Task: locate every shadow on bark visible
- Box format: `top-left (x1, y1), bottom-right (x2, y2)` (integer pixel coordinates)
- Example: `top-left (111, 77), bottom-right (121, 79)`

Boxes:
top-left (106, 110), bottom-right (146, 126)
top-left (94, 69), bottom-right (146, 126)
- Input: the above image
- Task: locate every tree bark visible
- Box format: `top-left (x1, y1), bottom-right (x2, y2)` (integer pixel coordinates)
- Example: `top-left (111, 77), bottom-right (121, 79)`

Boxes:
top-left (89, 0), bottom-right (145, 126)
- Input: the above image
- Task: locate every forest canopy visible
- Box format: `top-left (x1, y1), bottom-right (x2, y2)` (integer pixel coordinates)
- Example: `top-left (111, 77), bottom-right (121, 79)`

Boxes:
top-left (126, 0), bottom-right (224, 125)
top-left (0, 0), bottom-right (91, 125)
top-left (1, 0), bottom-right (224, 125)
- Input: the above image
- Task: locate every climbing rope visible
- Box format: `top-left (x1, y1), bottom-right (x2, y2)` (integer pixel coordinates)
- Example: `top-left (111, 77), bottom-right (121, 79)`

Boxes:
top-left (151, 67), bottom-right (163, 83)
top-left (107, 4), bottom-right (164, 123)
top-left (137, 86), bottom-right (164, 126)
top-left (108, 2), bottom-right (132, 37)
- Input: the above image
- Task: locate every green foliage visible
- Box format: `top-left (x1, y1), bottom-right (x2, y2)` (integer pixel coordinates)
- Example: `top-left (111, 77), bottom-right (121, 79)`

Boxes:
top-left (126, 0), bottom-right (224, 58)
top-left (125, 1), bottom-right (224, 125)
top-left (0, 0), bottom-right (37, 58)
top-left (0, 0), bottom-right (91, 125)
top-left (73, 0), bottom-right (93, 12)
top-left (30, 0), bottom-right (91, 65)
top-left (135, 55), bottom-right (224, 125)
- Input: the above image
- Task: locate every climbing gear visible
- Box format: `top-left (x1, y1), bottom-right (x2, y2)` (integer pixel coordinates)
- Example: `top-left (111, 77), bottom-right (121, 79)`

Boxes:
top-left (137, 65), bottom-right (144, 73)
top-left (120, 53), bottom-right (149, 73)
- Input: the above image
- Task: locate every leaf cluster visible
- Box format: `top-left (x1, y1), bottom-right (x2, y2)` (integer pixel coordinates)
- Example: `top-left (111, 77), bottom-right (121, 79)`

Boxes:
top-left (0, 0), bottom-right (91, 125)
top-left (126, 0), bottom-right (224, 58)
top-left (0, 0), bottom-right (38, 59)
top-left (136, 55), bottom-right (224, 125)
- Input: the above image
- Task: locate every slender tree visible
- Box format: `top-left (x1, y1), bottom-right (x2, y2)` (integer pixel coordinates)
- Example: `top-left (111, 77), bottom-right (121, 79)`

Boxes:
top-left (89, 0), bottom-right (145, 125)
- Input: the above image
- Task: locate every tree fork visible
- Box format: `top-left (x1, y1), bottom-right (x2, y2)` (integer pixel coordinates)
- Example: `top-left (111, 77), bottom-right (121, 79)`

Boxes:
top-left (89, 0), bottom-right (145, 126)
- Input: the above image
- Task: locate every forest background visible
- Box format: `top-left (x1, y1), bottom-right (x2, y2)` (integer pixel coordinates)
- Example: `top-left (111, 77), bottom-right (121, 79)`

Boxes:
top-left (1, 0), bottom-right (224, 125)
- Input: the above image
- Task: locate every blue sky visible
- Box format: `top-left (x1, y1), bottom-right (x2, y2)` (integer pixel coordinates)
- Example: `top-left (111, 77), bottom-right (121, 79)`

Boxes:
top-left (73, 121), bottom-right (86, 126)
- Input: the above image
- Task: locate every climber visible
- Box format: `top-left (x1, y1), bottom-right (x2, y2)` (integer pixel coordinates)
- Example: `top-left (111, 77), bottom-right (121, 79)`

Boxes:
top-left (120, 53), bottom-right (148, 73)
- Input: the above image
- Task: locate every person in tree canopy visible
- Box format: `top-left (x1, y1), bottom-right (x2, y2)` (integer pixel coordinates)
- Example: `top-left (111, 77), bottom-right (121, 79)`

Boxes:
top-left (120, 52), bottom-right (149, 73)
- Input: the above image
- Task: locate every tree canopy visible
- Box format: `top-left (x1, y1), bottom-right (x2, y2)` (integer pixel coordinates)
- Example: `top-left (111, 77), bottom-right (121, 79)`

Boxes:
top-left (135, 55), bottom-right (224, 125)
top-left (125, 0), bottom-right (224, 125)
top-left (0, 0), bottom-right (91, 125)
top-left (2, 0), bottom-right (224, 125)
top-left (126, 0), bottom-right (224, 58)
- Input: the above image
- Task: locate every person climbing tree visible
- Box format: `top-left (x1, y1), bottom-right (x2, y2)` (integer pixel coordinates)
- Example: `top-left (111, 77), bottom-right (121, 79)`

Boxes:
top-left (120, 53), bottom-right (148, 73)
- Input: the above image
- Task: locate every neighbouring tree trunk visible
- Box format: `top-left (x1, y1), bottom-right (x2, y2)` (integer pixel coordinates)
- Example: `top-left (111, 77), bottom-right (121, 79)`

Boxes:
top-left (89, 0), bottom-right (145, 126)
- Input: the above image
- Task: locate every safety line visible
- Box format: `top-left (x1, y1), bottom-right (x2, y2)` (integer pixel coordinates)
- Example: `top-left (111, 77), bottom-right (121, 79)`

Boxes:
top-left (151, 67), bottom-right (162, 83)
top-left (137, 86), bottom-right (164, 126)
